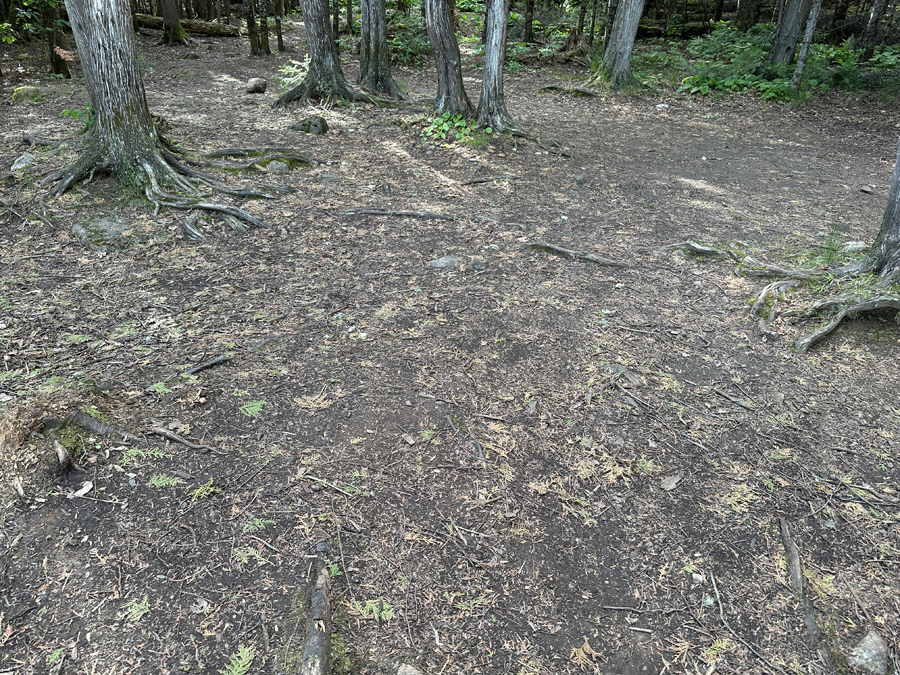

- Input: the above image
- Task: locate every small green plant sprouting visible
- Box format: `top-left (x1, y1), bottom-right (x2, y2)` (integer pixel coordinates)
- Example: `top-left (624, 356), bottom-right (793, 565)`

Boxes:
top-left (189, 479), bottom-right (219, 501)
top-left (243, 517), bottom-right (275, 533)
top-left (421, 112), bottom-right (489, 144)
top-left (354, 598), bottom-right (394, 621)
top-left (239, 400), bottom-right (266, 417)
top-left (150, 474), bottom-right (186, 488)
top-left (62, 104), bottom-right (95, 132)
top-left (48, 648), bottom-right (66, 665)
top-left (150, 381), bottom-right (172, 394)
top-left (234, 546), bottom-right (271, 566)
top-left (119, 447), bottom-right (171, 467)
top-left (218, 646), bottom-right (255, 675)
top-left (118, 595), bottom-right (150, 622)
top-left (328, 562), bottom-right (342, 577)
top-left (277, 56), bottom-right (310, 90)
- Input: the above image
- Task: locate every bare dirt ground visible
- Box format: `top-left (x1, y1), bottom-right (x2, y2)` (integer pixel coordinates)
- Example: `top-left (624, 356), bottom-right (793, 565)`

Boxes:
top-left (1, 22), bottom-right (899, 675)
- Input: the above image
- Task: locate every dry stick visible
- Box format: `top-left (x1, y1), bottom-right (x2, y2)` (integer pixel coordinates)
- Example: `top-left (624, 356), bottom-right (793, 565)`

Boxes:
top-left (709, 572), bottom-right (788, 675)
top-left (460, 175), bottom-right (519, 185)
top-left (521, 241), bottom-right (626, 267)
top-left (299, 565), bottom-right (332, 675)
top-left (602, 605), bottom-right (686, 614)
top-left (301, 474), bottom-right (355, 498)
top-left (148, 427), bottom-right (213, 452)
top-left (778, 519), bottom-right (838, 674)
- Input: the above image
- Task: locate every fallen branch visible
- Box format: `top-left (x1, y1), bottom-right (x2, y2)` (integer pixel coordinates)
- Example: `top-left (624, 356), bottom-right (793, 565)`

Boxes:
top-left (538, 84), bottom-right (599, 97)
top-left (134, 13), bottom-right (242, 36)
top-left (148, 426), bottom-right (213, 452)
top-left (182, 356), bottom-right (232, 377)
top-left (460, 175), bottom-right (519, 186)
top-left (521, 241), bottom-right (626, 267)
top-left (299, 565), bottom-right (332, 675)
top-left (21, 133), bottom-right (68, 148)
top-left (778, 520), bottom-right (838, 673)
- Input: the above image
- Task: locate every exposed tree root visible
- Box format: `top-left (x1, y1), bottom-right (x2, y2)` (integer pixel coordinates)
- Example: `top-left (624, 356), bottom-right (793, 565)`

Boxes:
top-left (538, 84), bottom-right (600, 97)
top-left (786, 295), bottom-right (900, 353)
top-left (751, 280), bottom-right (799, 340)
top-left (274, 77), bottom-right (378, 108)
top-left (738, 256), bottom-right (829, 281)
top-left (522, 241), bottom-right (627, 267)
top-left (43, 137), bottom-right (312, 231)
top-left (662, 239), bottom-right (744, 261)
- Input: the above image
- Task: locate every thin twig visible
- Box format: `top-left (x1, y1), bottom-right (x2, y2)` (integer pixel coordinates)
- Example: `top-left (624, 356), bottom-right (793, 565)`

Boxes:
top-left (460, 174), bottom-right (519, 185)
top-left (301, 474), bottom-right (355, 497)
top-left (148, 427), bottom-right (212, 452)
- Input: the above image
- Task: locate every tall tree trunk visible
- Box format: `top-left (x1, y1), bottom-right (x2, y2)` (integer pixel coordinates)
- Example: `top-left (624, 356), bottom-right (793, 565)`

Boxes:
top-left (602, 0), bottom-right (618, 49)
top-left (588, 0), bottom-right (599, 44)
top-left (346, 0), bottom-right (352, 33)
top-left (275, 0), bottom-right (372, 104)
top-left (159, 0), bottom-right (191, 44)
top-left (735, 0), bottom-right (760, 29)
top-left (713, 0), bottom-right (724, 21)
top-left (595, 0), bottom-right (644, 87)
top-left (332, 0), bottom-right (339, 35)
top-left (872, 139), bottom-right (900, 280)
top-left (425, 0), bottom-right (473, 115)
top-left (577, 0), bottom-right (588, 34)
top-left (765, 0), bottom-right (811, 65)
top-left (358, 0), bottom-right (405, 97)
top-left (790, 0), bottom-right (821, 91)
top-left (861, 0), bottom-right (886, 60)
top-left (245, 0), bottom-right (261, 54)
top-left (44, 4), bottom-right (71, 77)
top-left (475, 0), bottom-right (520, 132)
top-left (274, 0), bottom-right (285, 50)
top-left (259, 0), bottom-right (271, 52)
top-left (827, 0), bottom-right (851, 41)
top-left (523, 0), bottom-right (534, 42)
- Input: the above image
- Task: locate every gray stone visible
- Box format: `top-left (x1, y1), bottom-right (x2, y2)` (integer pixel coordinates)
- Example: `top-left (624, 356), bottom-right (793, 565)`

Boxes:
top-left (575, 173), bottom-right (588, 186)
top-left (12, 86), bottom-right (59, 104)
top-left (848, 630), bottom-right (888, 675)
top-left (291, 115), bottom-right (328, 134)
top-left (469, 260), bottom-right (488, 271)
top-left (397, 666), bottom-right (425, 675)
top-left (71, 217), bottom-right (141, 252)
top-left (840, 241), bottom-right (868, 253)
top-left (268, 160), bottom-right (290, 175)
top-left (11, 153), bottom-right (36, 171)
top-left (427, 255), bottom-right (465, 269)
top-left (246, 77), bottom-right (267, 93)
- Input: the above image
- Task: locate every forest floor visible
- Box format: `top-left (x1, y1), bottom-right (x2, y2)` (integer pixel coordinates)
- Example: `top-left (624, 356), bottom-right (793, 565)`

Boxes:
top-left (1, 21), bottom-right (900, 675)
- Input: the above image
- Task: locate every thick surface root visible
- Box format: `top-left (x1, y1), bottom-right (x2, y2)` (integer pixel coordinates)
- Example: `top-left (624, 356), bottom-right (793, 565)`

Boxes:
top-left (788, 295), bottom-right (900, 353)
top-left (274, 77), bottom-right (377, 108)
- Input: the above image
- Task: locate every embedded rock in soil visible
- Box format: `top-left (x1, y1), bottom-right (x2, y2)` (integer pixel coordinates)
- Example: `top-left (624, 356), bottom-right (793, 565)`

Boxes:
top-left (268, 160), bottom-right (290, 175)
top-left (292, 116), bottom-right (328, 134)
top-left (12, 86), bottom-right (59, 103)
top-left (848, 630), bottom-right (888, 675)
top-left (397, 665), bottom-right (425, 675)
top-left (246, 77), bottom-right (267, 93)
top-left (71, 217), bottom-right (144, 252)
top-left (11, 153), bottom-right (36, 171)
top-left (427, 255), bottom-right (466, 268)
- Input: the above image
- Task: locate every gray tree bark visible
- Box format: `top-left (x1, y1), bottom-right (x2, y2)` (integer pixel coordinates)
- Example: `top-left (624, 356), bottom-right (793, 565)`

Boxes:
top-left (358, 0), bottom-right (406, 98)
top-left (789, 0), bottom-right (822, 91)
top-left (425, 0), bottom-right (473, 115)
top-left (765, 0), bottom-right (811, 65)
top-left (159, 0), bottom-right (191, 45)
top-left (873, 138), bottom-right (900, 280)
top-left (595, 0), bottom-right (645, 88)
top-left (475, 0), bottom-right (520, 132)
top-left (861, 0), bottom-right (886, 60)
top-left (275, 0), bottom-right (372, 105)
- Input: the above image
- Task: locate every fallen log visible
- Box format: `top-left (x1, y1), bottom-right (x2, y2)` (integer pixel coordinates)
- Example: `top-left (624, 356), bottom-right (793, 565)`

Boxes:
top-left (135, 14), bottom-right (242, 37)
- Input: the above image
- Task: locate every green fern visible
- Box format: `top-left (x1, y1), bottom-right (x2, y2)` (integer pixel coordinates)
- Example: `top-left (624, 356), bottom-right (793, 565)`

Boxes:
top-left (239, 400), bottom-right (265, 417)
top-left (218, 646), bottom-right (255, 675)
top-left (150, 474), bottom-right (186, 488)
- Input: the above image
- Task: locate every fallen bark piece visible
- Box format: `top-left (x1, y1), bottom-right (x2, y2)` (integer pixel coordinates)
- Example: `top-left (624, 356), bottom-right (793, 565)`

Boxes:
top-left (300, 566), bottom-right (332, 675)
top-left (521, 241), bottom-right (626, 267)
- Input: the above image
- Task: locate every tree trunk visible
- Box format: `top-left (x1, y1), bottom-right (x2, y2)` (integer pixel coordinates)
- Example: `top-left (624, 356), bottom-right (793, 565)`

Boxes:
top-left (159, 0), bottom-right (191, 44)
top-left (475, 0), bottom-right (519, 132)
top-left (602, 0), bottom-right (618, 50)
top-left (259, 0), bottom-right (271, 53)
top-left (275, 0), bottom-right (372, 104)
top-left (346, 0), bottom-right (352, 34)
top-left (274, 0), bottom-right (285, 50)
top-left (577, 0), bottom-right (588, 34)
top-left (588, 0), bottom-right (599, 44)
top-left (44, 4), bottom-right (71, 77)
top-left (735, 0), bottom-right (760, 29)
top-left (789, 0), bottom-right (821, 91)
top-left (595, 0), bottom-right (644, 87)
top-left (523, 0), bottom-right (534, 42)
top-left (358, 0), bottom-right (406, 98)
top-left (713, 0), bottom-right (724, 21)
top-left (872, 139), bottom-right (900, 280)
top-left (332, 0), bottom-right (339, 35)
top-left (827, 0), bottom-right (851, 41)
top-left (245, 0), bottom-right (261, 54)
top-left (861, 0), bottom-right (886, 60)
top-left (425, 0), bottom-right (473, 115)
top-left (765, 0), bottom-right (811, 65)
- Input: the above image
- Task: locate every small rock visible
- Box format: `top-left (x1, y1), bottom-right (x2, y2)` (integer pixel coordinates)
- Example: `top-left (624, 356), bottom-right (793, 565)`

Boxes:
top-left (848, 630), bottom-right (888, 675)
top-left (575, 173), bottom-right (588, 186)
top-left (268, 160), bottom-right (290, 175)
top-left (840, 241), bottom-right (868, 253)
top-left (12, 85), bottom-right (58, 104)
top-left (469, 260), bottom-right (488, 271)
top-left (71, 217), bottom-right (143, 252)
top-left (11, 153), bottom-right (36, 171)
top-left (427, 255), bottom-right (465, 269)
top-left (246, 78), bottom-right (267, 93)
top-left (656, 103), bottom-right (670, 110)
top-left (398, 666), bottom-right (425, 675)
top-left (860, 184), bottom-right (874, 194)
top-left (180, 51), bottom-right (200, 59)
top-left (291, 115), bottom-right (329, 134)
